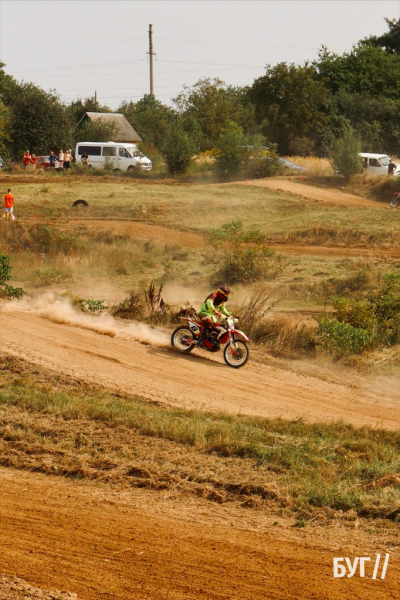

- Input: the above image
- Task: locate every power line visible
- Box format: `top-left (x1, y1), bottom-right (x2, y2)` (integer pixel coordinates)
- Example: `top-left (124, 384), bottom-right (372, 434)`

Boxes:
top-left (13, 65), bottom-right (265, 79)
top-left (11, 58), bottom-right (265, 77)
top-left (10, 59), bottom-right (147, 75)
top-left (56, 86), bottom-right (179, 92)
top-left (158, 36), bottom-right (347, 52)
top-left (0, 37), bottom-right (147, 54)
top-left (61, 94), bottom-right (173, 100)
top-left (0, 35), bottom-right (347, 56)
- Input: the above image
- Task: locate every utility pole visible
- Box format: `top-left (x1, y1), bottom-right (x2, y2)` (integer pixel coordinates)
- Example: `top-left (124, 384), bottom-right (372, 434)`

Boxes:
top-left (94, 91), bottom-right (97, 104)
top-left (148, 24), bottom-right (155, 96)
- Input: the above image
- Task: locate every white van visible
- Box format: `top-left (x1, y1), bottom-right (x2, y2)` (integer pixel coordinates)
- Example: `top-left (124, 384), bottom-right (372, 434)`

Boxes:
top-left (75, 142), bottom-right (152, 171)
top-left (359, 153), bottom-right (400, 176)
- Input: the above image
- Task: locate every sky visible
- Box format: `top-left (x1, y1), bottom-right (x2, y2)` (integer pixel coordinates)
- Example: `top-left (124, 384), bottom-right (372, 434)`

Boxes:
top-left (0, 0), bottom-right (399, 109)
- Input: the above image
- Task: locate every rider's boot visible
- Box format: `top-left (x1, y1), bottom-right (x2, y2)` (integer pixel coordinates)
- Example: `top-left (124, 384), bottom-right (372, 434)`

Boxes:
top-left (197, 327), bottom-right (209, 346)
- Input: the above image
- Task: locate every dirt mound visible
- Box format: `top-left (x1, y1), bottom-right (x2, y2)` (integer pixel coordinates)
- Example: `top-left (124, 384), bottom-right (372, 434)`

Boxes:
top-left (0, 575), bottom-right (81, 600)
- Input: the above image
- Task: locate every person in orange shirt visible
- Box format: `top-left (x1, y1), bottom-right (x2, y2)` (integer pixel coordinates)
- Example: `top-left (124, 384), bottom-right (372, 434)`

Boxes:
top-left (23, 151), bottom-right (31, 167)
top-left (4, 189), bottom-right (15, 220)
top-left (31, 154), bottom-right (37, 167)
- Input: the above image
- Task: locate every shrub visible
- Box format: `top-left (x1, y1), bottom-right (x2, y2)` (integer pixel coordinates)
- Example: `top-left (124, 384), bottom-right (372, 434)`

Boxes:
top-left (160, 125), bottom-right (196, 175)
top-left (207, 220), bottom-right (281, 284)
top-left (6, 224), bottom-right (85, 256)
top-left (244, 147), bottom-right (280, 179)
top-left (214, 121), bottom-right (246, 177)
top-left (82, 298), bottom-right (108, 314)
top-left (110, 282), bottom-right (197, 326)
top-left (0, 252), bottom-right (24, 299)
top-left (329, 129), bottom-right (363, 182)
top-left (318, 319), bottom-right (372, 356)
top-left (242, 139), bottom-right (280, 179)
top-left (32, 267), bottom-right (72, 286)
top-left (318, 273), bottom-right (400, 356)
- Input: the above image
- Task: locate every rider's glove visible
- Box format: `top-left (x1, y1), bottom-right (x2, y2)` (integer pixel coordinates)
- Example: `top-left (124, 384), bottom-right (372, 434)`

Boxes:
top-left (215, 311), bottom-right (222, 317)
top-left (234, 317), bottom-right (238, 324)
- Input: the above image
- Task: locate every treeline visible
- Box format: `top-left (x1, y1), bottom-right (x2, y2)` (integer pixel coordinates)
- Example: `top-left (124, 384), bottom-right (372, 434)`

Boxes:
top-left (0, 17), bottom-right (399, 162)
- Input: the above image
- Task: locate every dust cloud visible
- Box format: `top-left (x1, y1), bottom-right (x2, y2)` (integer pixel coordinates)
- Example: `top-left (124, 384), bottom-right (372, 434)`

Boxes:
top-left (1, 294), bottom-right (170, 347)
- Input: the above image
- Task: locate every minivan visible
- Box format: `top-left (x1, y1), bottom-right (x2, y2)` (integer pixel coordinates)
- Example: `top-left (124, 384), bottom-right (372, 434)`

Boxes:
top-left (75, 142), bottom-right (152, 171)
top-left (359, 153), bottom-right (400, 176)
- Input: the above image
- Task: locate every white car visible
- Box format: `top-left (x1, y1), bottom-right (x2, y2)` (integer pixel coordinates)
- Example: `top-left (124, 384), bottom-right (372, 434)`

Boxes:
top-left (359, 153), bottom-right (400, 176)
top-left (75, 142), bottom-right (152, 171)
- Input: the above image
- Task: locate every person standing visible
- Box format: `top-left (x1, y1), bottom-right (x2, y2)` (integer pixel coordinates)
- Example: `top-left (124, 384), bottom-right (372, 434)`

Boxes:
top-left (81, 151), bottom-right (89, 168)
top-left (48, 151), bottom-right (57, 168)
top-left (63, 150), bottom-right (72, 170)
top-left (58, 149), bottom-right (64, 169)
top-left (388, 159), bottom-right (397, 176)
top-left (31, 154), bottom-right (37, 168)
top-left (3, 189), bottom-right (15, 220)
top-left (23, 150), bottom-right (31, 167)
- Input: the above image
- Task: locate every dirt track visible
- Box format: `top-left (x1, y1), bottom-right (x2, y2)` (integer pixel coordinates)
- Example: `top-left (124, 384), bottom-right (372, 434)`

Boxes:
top-left (240, 177), bottom-right (385, 208)
top-left (1, 309), bottom-right (399, 429)
top-left (1, 467), bottom-right (399, 600)
top-left (67, 220), bottom-right (400, 258)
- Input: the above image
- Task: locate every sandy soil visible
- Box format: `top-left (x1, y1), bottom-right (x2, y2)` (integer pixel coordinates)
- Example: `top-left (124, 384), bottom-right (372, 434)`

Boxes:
top-left (1, 310), bottom-right (399, 429)
top-left (240, 178), bottom-right (385, 208)
top-left (1, 467), bottom-right (399, 600)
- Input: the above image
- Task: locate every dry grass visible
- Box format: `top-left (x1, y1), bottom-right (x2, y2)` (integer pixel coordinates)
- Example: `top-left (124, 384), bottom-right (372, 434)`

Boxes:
top-left (1, 354), bottom-right (400, 522)
top-left (285, 156), bottom-right (335, 177)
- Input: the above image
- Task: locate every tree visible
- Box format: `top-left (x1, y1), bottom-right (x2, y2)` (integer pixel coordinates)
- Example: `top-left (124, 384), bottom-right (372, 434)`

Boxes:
top-left (0, 100), bottom-right (10, 155)
top-left (66, 97), bottom-right (113, 124)
top-left (329, 128), bottom-right (362, 182)
top-left (249, 63), bottom-right (329, 155)
top-left (160, 122), bottom-right (196, 175)
top-left (119, 95), bottom-right (176, 148)
top-left (362, 17), bottom-right (400, 54)
top-left (327, 90), bottom-right (400, 154)
top-left (314, 40), bottom-right (400, 155)
top-left (173, 78), bottom-right (256, 151)
top-left (214, 121), bottom-right (246, 177)
top-left (0, 65), bottom-right (73, 159)
top-left (73, 119), bottom-right (118, 144)
top-left (0, 252), bottom-right (24, 299)
top-left (315, 44), bottom-right (400, 99)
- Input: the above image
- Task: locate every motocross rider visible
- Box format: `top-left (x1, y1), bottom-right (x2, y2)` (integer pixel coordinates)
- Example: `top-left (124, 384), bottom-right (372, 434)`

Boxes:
top-left (198, 286), bottom-right (232, 342)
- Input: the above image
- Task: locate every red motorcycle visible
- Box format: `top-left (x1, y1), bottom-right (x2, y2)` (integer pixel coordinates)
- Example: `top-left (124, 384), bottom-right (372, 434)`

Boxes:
top-left (171, 315), bottom-right (250, 368)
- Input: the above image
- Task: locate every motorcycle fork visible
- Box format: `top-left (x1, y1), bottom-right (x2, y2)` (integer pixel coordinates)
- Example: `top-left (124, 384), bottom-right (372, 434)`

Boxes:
top-left (228, 333), bottom-right (239, 355)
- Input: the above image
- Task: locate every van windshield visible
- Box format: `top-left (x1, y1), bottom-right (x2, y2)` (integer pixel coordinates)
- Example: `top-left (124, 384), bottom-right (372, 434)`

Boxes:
top-left (379, 156), bottom-right (390, 166)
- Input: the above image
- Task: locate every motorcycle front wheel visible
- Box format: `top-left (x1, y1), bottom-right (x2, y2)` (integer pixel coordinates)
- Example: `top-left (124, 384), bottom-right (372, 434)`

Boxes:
top-left (223, 340), bottom-right (249, 368)
top-left (389, 194), bottom-right (400, 208)
top-left (171, 326), bottom-right (195, 353)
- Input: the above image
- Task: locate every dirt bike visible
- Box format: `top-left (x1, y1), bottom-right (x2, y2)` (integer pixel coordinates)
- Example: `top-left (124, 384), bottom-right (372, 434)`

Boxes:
top-left (171, 314), bottom-right (250, 368)
top-left (389, 190), bottom-right (400, 208)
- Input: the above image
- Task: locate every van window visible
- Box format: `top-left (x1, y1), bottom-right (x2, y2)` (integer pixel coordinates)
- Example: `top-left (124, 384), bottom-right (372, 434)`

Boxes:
top-left (103, 146), bottom-right (116, 157)
top-left (119, 148), bottom-right (130, 158)
top-left (369, 159), bottom-right (380, 167)
top-left (379, 156), bottom-right (390, 166)
top-left (78, 146), bottom-right (101, 156)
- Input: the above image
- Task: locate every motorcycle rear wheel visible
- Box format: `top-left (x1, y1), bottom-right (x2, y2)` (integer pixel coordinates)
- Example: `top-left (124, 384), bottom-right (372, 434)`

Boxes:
top-left (223, 340), bottom-right (249, 368)
top-left (389, 194), bottom-right (400, 208)
top-left (171, 326), bottom-right (195, 353)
